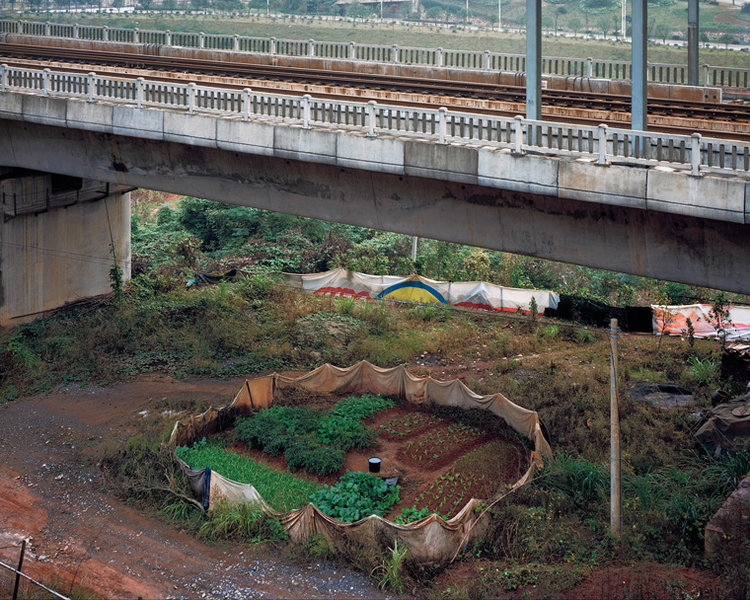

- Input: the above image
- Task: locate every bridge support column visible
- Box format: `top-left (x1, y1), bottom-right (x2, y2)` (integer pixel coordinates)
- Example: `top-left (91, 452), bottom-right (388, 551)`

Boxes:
top-left (525, 0), bottom-right (542, 125)
top-left (688, 0), bottom-right (699, 85)
top-left (0, 178), bottom-right (130, 325)
top-left (631, 0), bottom-right (647, 131)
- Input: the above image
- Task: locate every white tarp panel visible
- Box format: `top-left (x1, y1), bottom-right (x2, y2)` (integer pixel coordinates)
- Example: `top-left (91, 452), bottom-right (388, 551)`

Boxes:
top-left (652, 304), bottom-right (750, 341)
top-left (285, 268), bottom-right (559, 315)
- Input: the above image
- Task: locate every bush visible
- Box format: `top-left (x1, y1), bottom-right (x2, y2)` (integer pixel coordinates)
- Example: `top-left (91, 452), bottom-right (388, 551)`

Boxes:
top-left (310, 471), bottom-right (401, 522)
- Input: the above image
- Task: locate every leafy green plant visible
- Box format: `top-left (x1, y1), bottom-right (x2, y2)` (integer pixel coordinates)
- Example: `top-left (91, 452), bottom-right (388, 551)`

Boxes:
top-left (309, 471), bottom-right (400, 522)
top-left (394, 506), bottom-right (442, 524)
top-left (284, 436), bottom-right (343, 475)
top-left (687, 355), bottom-right (718, 386)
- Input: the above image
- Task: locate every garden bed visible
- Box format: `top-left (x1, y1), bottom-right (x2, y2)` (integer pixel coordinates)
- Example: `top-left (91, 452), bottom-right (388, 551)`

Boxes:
top-left (169, 361), bottom-right (550, 565)
top-left (178, 396), bottom-right (528, 521)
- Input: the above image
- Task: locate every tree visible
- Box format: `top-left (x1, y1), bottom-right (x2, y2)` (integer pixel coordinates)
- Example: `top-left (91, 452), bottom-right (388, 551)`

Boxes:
top-left (568, 15), bottom-right (582, 34)
top-left (580, 0), bottom-right (615, 34)
top-left (346, 0), bottom-right (373, 17)
top-left (654, 22), bottom-right (670, 43)
top-left (425, 6), bottom-right (443, 19)
top-left (545, 0), bottom-right (570, 34)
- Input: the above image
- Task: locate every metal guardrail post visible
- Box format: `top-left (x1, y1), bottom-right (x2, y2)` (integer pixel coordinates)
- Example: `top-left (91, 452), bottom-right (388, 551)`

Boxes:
top-left (88, 71), bottom-right (96, 102)
top-left (242, 87), bottom-right (251, 121)
top-left (513, 115), bottom-right (524, 154)
top-left (302, 94), bottom-right (311, 128)
top-left (136, 77), bottom-right (144, 109)
top-left (367, 100), bottom-right (376, 137)
top-left (438, 107), bottom-right (447, 144)
top-left (597, 124), bottom-right (609, 165)
top-left (691, 133), bottom-right (702, 177)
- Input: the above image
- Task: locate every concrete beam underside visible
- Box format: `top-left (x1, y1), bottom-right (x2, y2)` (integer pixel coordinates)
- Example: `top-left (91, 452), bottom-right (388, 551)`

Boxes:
top-left (0, 119), bottom-right (747, 295)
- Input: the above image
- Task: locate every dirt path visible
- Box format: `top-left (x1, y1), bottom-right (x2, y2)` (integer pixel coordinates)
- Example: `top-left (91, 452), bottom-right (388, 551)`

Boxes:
top-left (0, 375), bottom-right (388, 599)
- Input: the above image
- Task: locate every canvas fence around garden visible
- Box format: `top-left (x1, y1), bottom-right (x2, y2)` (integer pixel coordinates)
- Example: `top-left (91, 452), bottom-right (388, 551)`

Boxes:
top-left (168, 361), bottom-right (551, 564)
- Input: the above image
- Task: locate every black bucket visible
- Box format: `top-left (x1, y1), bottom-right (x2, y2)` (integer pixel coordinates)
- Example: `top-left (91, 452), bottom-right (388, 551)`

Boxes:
top-left (368, 457), bottom-right (381, 474)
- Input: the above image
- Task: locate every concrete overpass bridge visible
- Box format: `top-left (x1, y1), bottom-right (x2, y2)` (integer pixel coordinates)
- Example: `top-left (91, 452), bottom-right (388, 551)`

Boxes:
top-left (1, 65), bottom-right (750, 324)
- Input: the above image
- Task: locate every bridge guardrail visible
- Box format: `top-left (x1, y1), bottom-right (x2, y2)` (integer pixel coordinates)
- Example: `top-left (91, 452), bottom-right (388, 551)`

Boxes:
top-left (1, 19), bottom-right (747, 88)
top-left (1, 64), bottom-right (748, 175)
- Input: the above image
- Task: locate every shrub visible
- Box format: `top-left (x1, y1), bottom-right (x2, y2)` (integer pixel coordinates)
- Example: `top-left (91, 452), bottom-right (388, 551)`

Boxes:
top-left (310, 471), bottom-right (401, 522)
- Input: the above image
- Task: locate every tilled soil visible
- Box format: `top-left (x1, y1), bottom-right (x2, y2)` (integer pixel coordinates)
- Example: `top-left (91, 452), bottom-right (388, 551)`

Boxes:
top-left (0, 374), bottom-right (388, 599)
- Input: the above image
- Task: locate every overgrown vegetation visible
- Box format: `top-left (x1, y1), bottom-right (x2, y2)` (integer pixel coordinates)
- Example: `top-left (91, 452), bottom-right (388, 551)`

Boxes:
top-left (5, 190), bottom-right (750, 596)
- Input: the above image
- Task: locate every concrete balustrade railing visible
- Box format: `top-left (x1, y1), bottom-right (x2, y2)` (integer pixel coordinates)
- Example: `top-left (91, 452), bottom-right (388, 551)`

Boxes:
top-left (1, 19), bottom-right (747, 88)
top-left (1, 64), bottom-right (748, 175)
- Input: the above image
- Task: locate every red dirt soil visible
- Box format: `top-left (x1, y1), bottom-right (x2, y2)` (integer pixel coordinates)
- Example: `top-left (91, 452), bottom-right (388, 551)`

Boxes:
top-left (0, 374), bottom-right (386, 599)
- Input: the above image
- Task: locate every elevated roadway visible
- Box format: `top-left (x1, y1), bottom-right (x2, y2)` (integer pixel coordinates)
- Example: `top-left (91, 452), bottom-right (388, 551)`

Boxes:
top-left (1, 66), bottom-right (749, 324)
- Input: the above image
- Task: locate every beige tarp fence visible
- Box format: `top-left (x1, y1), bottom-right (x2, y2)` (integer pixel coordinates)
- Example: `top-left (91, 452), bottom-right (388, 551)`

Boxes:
top-left (285, 268), bottom-right (559, 315)
top-left (169, 361), bottom-right (551, 564)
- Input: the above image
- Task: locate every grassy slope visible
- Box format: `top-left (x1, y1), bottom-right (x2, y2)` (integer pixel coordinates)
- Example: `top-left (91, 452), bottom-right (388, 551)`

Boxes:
top-left (15, 10), bottom-right (750, 67)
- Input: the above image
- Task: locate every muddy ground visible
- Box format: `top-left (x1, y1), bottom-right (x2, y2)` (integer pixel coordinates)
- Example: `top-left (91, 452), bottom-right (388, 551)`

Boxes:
top-left (0, 374), bottom-right (389, 599)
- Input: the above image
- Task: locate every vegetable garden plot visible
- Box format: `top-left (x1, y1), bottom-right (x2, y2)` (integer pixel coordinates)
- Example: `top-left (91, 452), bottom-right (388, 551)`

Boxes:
top-left (168, 361), bottom-right (551, 565)
top-left (398, 422), bottom-right (490, 471)
top-left (178, 397), bottom-right (528, 521)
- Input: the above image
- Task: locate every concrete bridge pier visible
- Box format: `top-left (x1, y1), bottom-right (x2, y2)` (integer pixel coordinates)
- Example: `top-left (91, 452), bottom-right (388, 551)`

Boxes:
top-left (0, 170), bottom-right (131, 325)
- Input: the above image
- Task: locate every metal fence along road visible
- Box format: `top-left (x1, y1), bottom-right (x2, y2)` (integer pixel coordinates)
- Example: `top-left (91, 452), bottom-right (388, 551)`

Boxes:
top-left (1, 19), bottom-right (749, 88)
top-left (1, 64), bottom-right (749, 175)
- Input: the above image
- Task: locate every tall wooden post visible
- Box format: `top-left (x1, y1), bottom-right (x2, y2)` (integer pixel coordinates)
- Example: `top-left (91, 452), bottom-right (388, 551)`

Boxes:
top-left (610, 318), bottom-right (622, 537)
top-left (12, 539), bottom-right (26, 600)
